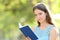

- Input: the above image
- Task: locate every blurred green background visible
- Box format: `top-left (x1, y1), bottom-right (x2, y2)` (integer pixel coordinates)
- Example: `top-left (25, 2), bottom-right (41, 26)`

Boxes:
top-left (0, 0), bottom-right (60, 40)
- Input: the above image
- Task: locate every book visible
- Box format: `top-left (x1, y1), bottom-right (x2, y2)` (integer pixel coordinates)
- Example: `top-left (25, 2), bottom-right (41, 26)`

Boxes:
top-left (19, 23), bottom-right (38, 40)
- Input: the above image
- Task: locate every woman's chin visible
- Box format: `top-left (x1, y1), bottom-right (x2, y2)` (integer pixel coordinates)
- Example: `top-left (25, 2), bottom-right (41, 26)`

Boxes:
top-left (39, 20), bottom-right (43, 23)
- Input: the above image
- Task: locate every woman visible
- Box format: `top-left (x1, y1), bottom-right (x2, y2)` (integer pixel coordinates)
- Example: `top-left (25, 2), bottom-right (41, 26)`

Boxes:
top-left (26, 3), bottom-right (57, 40)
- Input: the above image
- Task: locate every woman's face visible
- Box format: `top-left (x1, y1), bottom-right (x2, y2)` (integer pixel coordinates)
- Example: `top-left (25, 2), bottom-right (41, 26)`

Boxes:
top-left (34, 9), bottom-right (47, 23)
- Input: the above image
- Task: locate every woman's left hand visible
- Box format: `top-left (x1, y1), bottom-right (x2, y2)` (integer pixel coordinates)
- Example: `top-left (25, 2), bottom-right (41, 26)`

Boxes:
top-left (26, 37), bottom-right (31, 40)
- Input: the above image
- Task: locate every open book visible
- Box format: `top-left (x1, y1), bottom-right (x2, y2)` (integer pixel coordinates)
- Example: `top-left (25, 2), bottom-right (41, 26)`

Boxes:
top-left (19, 23), bottom-right (38, 40)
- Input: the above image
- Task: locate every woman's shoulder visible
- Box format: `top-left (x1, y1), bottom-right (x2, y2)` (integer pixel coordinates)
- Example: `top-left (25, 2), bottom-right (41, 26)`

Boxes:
top-left (47, 24), bottom-right (54, 29)
top-left (49, 25), bottom-right (59, 36)
top-left (48, 24), bottom-right (58, 32)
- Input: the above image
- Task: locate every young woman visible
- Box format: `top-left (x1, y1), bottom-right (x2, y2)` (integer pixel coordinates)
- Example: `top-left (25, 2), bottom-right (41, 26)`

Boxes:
top-left (26, 3), bottom-right (58, 40)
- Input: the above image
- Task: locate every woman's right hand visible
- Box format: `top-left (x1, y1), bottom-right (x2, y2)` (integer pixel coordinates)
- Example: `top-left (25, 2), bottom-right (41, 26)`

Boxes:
top-left (26, 37), bottom-right (31, 40)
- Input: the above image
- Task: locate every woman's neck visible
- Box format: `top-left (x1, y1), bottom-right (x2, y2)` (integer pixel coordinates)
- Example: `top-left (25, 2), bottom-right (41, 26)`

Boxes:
top-left (40, 21), bottom-right (50, 28)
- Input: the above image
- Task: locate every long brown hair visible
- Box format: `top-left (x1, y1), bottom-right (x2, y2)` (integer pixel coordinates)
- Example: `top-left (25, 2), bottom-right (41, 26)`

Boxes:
top-left (33, 3), bottom-right (54, 26)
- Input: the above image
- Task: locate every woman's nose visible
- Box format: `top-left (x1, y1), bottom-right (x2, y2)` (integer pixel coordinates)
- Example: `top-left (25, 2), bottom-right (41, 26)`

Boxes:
top-left (36, 16), bottom-right (41, 21)
top-left (36, 15), bottom-right (41, 18)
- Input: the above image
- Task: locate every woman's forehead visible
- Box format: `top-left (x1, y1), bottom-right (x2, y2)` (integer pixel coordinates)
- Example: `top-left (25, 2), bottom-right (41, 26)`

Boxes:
top-left (34, 9), bottom-right (45, 14)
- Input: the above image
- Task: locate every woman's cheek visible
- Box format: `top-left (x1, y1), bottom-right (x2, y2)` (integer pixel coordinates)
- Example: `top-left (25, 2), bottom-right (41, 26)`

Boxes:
top-left (42, 15), bottom-right (46, 21)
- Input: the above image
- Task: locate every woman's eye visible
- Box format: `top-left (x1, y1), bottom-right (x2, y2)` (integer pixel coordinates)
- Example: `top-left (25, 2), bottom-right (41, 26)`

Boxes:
top-left (39, 13), bottom-right (42, 15)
